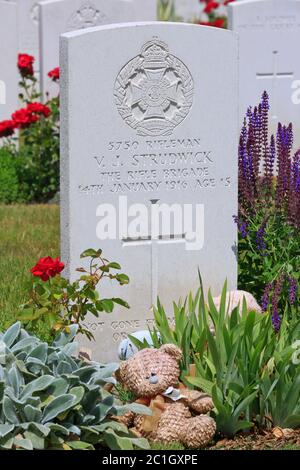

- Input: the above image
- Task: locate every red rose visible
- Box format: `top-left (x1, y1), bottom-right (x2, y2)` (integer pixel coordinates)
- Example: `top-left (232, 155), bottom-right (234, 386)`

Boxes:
top-left (48, 67), bottom-right (60, 81)
top-left (12, 107), bottom-right (40, 129)
top-left (27, 102), bottom-right (51, 118)
top-left (31, 257), bottom-right (65, 281)
top-left (0, 120), bottom-right (17, 138)
top-left (211, 18), bottom-right (225, 27)
top-left (199, 17), bottom-right (225, 28)
top-left (18, 53), bottom-right (35, 77)
top-left (204, 1), bottom-right (219, 13)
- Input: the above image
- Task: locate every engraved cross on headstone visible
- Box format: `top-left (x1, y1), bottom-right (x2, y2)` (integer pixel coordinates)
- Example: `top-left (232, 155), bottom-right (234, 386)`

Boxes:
top-left (122, 199), bottom-right (186, 305)
top-left (256, 50), bottom-right (294, 119)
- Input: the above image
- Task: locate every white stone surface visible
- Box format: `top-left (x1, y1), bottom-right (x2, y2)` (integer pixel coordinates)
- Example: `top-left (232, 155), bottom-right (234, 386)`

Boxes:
top-left (228, 0), bottom-right (300, 146)
top-left (0, 1), bottom-right (18, 122)
top-left (5, 0), bottom-right (40, 71)
top-left (39, 0), bottom-right (157, 98)
top-left (60, 22), bottom-right (238, 362)
top-left (174, 0), bottom-right (201, 21)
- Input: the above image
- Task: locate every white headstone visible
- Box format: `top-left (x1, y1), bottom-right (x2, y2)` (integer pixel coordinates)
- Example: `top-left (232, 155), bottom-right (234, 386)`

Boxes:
top-left (228, 0), bottom-right (300, 145)
top-left (39, 0), bottom-right (157, 98)
top-left (0, 1), bottom-right (18, 122)
top-left (60, 22), bottom-right (238, 362)
top-left (174, 0), bottom-right (201, 21)
top-left (5, 0), bottom-right (40, 71)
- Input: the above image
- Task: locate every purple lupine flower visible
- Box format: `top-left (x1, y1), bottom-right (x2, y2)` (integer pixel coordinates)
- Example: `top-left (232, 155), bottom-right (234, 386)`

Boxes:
top-left (276, 123), bottom-right (294, 208)
top-left (261, 282), bottom-right (273, 312)
top-left (255, 220), bottom-right (267, 254)
top-left (271, 304), bottom-right (281, 333)
top-left (261, 91), bottom-right (269, 152)
top-left (233, 215), bottom-right (248, 238)
top-left (288, 277), bottom-right (298, 305)
top-left (269, 134), bottom-right (276, 178)
top-left (251, 105), bottom-right (262, 179)
top-left (271, 275), bottom-right (284, 332)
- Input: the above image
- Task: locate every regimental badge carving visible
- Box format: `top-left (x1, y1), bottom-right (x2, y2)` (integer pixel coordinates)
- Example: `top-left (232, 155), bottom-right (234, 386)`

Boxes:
top-left (114, 39), bottom-right (194, 137)
top-left (66, 1), bottom-right (107, 31)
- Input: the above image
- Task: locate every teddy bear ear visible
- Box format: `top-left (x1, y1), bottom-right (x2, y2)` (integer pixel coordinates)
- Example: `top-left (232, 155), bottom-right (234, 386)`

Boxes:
top-left (160, 344), bottom-right (182, 362)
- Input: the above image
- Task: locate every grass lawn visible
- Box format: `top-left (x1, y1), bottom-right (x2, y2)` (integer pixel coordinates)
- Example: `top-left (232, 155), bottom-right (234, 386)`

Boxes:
top-left (0, 204), bottom-right (60, 332)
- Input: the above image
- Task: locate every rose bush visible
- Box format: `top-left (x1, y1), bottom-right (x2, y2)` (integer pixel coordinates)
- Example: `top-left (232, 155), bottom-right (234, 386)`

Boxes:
top-left (18, 248), bottom-right (130, 342)
top-left (0, 55), bottom-right (59, 203)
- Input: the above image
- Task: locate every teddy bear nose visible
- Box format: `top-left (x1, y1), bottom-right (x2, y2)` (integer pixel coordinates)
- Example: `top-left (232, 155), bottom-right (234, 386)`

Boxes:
top-left (149, 373), bottom-right (158, 384)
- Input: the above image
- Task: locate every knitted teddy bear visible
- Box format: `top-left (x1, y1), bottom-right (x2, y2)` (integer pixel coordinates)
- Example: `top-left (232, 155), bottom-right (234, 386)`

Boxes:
top-left (117, 343), bottom-right (216, 449)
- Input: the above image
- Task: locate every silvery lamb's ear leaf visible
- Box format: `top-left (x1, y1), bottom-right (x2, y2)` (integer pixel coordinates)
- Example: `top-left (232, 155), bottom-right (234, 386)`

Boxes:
top-left (113, 403), bottom-right (152, 416)
top-left (56, 361), bottom-right (73, 375)
top-left (2, 396), bottom-right (19, 424)
top-left (11, 337), bottom-right (39, 354)
top-left (129, 437), bottom-right (151, 450)
top-left (41, 393), bottom-right (80, 423)
top-left (61, 342), bottom-right (78, 357)
top-left (27, 343), bottom-right (48, 363)
top-left (26, 358), bottom-right (51, 375)
top-left (0, 436), bottom-right (14, 449)
top-left (0, 424), bottom-right (14, 438)
top-left (47, 378), bottom-right (69, 397)
top-left (13, 437), bottom-right (33, 450)
top-left (27, 423), bottom-right (50, 437)
top-left (2, 322), bottom-right (21, 347)
top-left (21, 375), bottom-right (56, 399)
top-left (24, 405), bottom-right (42, 423)
top-left (69, 386), bottom-right (85, 406)
top-left (72, 365), bottom-right (97, 382)
top-left (18, 328), bottom-right (30, 340)
top-left (15, 359), bottom-right (31, 375)
top-left (53, 325), bottom-right (79, 347)
top-left (44, 423), bottom-right (70, 436)
top-left (103, 428), bottom-right (134, 450)
top-left (23, 431), bottom-right (45, 450)
top-left (8, 364), bottom-right (24, 397)
top-left (24, 396), bottom-right (41, 408)
top-left (63, 423), bottom-right (81, 435)
top-left (90, 363), bottom-right (119, 385)
top-left (90, 422), bottom-right (129, 434)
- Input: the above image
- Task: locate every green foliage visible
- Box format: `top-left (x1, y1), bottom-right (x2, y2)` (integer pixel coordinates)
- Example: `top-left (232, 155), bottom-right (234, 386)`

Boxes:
top-left (0, 322), bottom-right (150, 450)
top-left (150, 441), bottom-right (185, 451)
top-left (136, 279), bottom-right (300, 437)
top-left (16, 97), bottom-right (60, 203)
top-left (17, 248), bottom-right (129, 341)
top-left (114, 383), bottom-right (136, 404)
top-left (0, 147), bottom-right (20, 203)
top-left (157, 0), bottom-right (181, 21)
top-left (237, 211), bottom-right (300, 319)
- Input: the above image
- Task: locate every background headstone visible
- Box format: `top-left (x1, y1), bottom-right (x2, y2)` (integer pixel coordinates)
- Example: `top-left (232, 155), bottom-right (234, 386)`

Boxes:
top-left (228, 0), bottom-right (300, 146)
top-left (0, 1), bottom-right (18, 122)
top-left (5, 0), bottom-right (40, 72)
top-left (39, 0), bottom-right (157, 98)
top-left (60, 22), bottom-right (238, 362)
top-left (174, 0), bottom-right (201, 21)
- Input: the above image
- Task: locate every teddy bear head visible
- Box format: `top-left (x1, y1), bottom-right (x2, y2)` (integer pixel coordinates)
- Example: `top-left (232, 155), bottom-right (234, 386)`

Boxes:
top-left (118, 344), bottom-right (182, 397)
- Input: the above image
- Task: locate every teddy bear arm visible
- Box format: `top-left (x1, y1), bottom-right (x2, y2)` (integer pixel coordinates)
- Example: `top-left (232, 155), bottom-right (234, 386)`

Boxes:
top-left (183, 390), bottom-right (214, 414)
